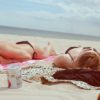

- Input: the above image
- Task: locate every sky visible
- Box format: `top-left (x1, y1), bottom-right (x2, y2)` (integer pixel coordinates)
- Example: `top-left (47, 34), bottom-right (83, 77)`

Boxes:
top-left (0, 0), bottom-right (100, 36)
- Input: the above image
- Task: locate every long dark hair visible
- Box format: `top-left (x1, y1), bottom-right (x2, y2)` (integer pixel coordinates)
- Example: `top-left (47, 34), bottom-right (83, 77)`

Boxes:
top-left (53, 69), bottom-right (100, 87)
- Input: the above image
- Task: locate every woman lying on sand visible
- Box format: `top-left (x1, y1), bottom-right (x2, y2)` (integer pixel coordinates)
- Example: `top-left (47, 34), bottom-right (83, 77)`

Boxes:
top-left (53, 46), bottom-right (100, 87)
top-left (0, 41), bottom-right (56, 64)
top-left (54, 46), bottom-right (100, 71)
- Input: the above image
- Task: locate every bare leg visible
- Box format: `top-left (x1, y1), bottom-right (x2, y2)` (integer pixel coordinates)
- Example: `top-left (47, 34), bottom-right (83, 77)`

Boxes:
top-left (33, 42), bottom-right (56, 59)
top-left (43, 42), bottom-right (56, 57)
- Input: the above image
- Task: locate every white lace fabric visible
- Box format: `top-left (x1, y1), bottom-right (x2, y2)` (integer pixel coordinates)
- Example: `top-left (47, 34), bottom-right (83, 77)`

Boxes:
top-left (0, 60), bottom-right (100, 90)
top-left (21, 61), bottom-right (100, 90)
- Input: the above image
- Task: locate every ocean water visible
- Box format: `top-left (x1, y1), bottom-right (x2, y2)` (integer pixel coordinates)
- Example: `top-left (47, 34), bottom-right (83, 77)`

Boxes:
top-left (0, 25), bottom-right (100, 41)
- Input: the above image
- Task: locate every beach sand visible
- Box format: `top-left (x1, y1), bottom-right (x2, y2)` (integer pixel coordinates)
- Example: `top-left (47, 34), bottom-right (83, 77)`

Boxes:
top-left (0, 33), bottom-right (100, 100)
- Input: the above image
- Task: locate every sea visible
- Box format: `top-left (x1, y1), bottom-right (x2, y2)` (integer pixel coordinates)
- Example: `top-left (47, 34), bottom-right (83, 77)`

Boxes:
top-left (0, 25), bottom-right (100, 41)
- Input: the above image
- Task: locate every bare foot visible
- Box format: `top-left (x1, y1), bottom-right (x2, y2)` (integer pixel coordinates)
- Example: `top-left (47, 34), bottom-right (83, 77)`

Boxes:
top-left (43, 42), bottom-right (56, 57)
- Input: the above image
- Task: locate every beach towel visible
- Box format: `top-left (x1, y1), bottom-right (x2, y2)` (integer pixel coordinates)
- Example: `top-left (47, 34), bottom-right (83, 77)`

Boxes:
top-left (0, 56), bottom-right (100, 90)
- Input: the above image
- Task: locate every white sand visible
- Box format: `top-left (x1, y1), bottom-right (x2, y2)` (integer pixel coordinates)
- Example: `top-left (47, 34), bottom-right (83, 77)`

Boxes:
top-left (0, 34), bottom-right (100, 100)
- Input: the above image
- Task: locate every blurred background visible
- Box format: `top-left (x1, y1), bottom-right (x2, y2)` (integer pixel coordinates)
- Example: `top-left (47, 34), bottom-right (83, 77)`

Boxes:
top-left (0, 0), bottom-right (100, 40)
